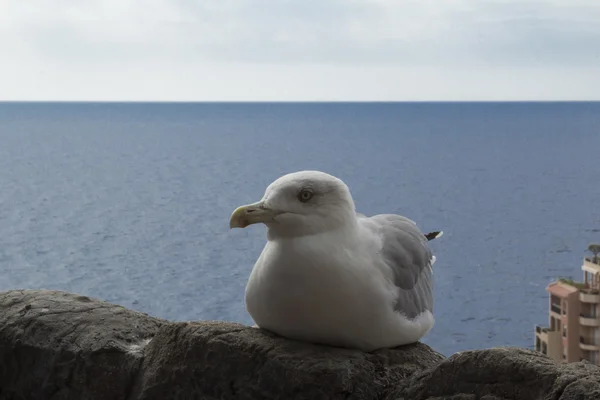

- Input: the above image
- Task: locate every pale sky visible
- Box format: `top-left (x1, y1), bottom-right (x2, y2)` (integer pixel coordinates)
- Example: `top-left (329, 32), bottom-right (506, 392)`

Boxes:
top-left (2, 0), bottom-right (600, 101)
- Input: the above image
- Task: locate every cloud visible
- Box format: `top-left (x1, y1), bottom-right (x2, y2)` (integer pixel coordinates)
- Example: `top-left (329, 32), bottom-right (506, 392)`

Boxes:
top-left (1, 0), bottom-right (600, 100)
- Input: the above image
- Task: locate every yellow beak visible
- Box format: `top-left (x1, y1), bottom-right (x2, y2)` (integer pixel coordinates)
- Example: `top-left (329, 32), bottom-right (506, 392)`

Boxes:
top-left (229, 201), bottom-right (280, 229)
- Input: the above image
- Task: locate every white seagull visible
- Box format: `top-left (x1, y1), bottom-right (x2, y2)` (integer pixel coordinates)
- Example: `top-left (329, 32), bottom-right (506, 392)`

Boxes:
top-left (229, 170), bottom-right (442, 351)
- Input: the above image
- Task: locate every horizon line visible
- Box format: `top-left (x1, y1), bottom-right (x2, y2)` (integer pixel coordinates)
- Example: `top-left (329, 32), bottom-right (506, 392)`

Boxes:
top-left (1, 100), bottom-right (600, 104)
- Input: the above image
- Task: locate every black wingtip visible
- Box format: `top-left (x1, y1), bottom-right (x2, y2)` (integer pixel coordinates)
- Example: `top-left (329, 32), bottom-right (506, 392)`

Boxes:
top-left (425, 231), bottom-right (443, 241)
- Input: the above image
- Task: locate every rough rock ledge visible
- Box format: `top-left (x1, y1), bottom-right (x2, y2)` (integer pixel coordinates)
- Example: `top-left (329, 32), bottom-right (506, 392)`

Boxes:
top-left (1, 290), bottom-right (599, 400)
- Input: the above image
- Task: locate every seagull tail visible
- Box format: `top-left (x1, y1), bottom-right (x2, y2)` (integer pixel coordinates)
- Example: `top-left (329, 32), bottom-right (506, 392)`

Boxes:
top-left (424, 231), bottom-right (443, 241)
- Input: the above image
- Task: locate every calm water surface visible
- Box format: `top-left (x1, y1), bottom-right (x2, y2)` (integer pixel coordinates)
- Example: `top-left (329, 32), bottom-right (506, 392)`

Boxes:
top-left (1, 102), bottom-right (599, 356)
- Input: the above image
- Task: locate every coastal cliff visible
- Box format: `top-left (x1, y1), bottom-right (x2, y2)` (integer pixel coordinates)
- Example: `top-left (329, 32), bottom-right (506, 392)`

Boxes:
top-left (1, 290), bottom-right (599, 400)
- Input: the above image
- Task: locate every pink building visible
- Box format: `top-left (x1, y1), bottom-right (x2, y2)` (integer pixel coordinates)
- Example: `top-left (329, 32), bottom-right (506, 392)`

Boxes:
top-left (535, 257), bottom-right (600, 365)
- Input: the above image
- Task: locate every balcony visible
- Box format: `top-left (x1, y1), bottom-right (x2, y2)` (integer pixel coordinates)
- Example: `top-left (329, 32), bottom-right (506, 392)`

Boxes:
top-left (583, 258), bottom-right (600, 274)
top-left (579, 313), bottom-right (600, 327)
top-left (536, 325), bottom-right (550, 334)
top-left (585, 257), bottom-right (600, 266)
top-left (536, 325), bottom-right (552, 344)
top-left (535, 326), bottom-right (562, 361)
top-left (580, 289), bottom-right (600, 303)
top-left (551, 304), bottom-right (561, 314)
top-left (580, 336), bottom-right (600, 351)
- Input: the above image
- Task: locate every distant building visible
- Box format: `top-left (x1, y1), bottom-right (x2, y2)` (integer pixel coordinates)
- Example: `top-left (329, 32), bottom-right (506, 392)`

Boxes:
top-left (534, 256), bottom-right (600, 365)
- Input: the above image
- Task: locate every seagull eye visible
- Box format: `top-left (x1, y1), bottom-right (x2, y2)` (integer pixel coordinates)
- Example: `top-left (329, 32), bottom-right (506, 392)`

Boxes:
top-left (297, 189), bottom-right (314, 203)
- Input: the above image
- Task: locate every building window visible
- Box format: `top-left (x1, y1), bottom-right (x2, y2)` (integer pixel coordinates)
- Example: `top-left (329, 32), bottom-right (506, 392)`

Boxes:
top-left (551, 296), bottom-right (561, 314)
top-left (591, 351), bottom-right (599, 365)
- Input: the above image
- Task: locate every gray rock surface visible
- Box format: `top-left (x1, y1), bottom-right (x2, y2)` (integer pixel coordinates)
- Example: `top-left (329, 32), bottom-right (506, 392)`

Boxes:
top-left (0, 289), bottom-right (164, 400)
top-left (131, 321), bottom-right (442, 400)
top-left (1, 289), bottom-right (600, 400)
top-left (403, 347), bottom-right (600, 400)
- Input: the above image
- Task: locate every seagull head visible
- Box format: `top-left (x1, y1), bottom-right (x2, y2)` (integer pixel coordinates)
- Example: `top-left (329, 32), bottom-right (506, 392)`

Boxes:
top-left (229, 170), bottom-right (356, 238)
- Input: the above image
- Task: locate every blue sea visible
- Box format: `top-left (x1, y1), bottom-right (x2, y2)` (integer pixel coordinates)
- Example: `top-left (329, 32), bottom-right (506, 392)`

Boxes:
top-left (1, 102), bottom-right (599, 356)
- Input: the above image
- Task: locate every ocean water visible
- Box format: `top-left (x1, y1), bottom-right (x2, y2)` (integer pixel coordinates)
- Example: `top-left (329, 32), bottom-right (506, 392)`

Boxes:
top-left (1, 102), bottom-right (599, 356)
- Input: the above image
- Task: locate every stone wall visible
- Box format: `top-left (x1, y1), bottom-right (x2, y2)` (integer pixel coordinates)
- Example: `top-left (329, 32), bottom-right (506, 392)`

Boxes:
top-left (1, 290), bottom-right (599, 399)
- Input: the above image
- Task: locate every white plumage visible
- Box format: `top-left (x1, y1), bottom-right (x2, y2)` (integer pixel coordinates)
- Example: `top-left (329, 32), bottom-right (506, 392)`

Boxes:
top-left (230, 170), bottom-right (440, 351)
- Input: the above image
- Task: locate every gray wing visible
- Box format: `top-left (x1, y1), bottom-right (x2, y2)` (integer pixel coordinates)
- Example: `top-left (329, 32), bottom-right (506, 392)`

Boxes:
top-left (359, 214), bottom-right (435, 319)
